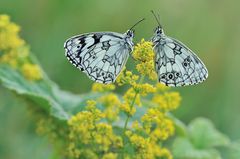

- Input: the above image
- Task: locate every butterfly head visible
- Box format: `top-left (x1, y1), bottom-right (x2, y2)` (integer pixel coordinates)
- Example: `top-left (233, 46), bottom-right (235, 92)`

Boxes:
top-left (155, 26), bottom-right (164, 35)
top-left (124, 30), bottom-right (134, 48)
top-left (126, 29), bottom-right (134, 38)
top-left (126, 18), bottom-right (144, 39)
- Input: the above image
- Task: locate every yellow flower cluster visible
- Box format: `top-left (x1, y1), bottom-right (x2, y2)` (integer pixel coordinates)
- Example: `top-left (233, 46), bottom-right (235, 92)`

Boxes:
top-left (67, 100), bottom-right (122, 158)
top-left (0, 14), bottom-right (42, 81)
top-left (152, 92), bottom-right (181, 112)
top-left (0, 15), bottom-right (24, 50)
top-left (141, 108), bottom-right (175, 141)
top-left (119, 88), bottom-right (141, 116)
top-left (152, 83), bottom-right (181, 112)
top-left (132, 39), bottom-right (157, 80)
top-left (126, 131), bottom-right (173, 159)
top-left (92, 83), bottom-right (115, 92)
top-left (99, 93), bottom-right (120, 122)
top-left (116, 68), bottom-right (139, 86)
top-left (21, 63), bottom-right (42, 81)
top-left (133, 83), bottom-right (156, 96)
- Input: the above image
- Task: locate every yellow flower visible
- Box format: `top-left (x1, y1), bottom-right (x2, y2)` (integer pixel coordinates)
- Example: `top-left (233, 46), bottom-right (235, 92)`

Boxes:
top-left (92, 83), bottom-right (115, 92)
top-left (158, 148), bottom-right (173, 159)
top-left (126, 131), bottom-right (173, 159)
top-left (152, 92), bottom-right (181, 112)
top-left (99, 93), bottom-right (120, 121)
top-left (0, 14), bottom-right (24, 50)
top-left (119, 102), bottom-right (136, 116)
top-left (136, 61), bottom-right (157, 80)
top-left (102, 153), bottom-right (118, 159)
top-left (133, 83), bottom-right (156, 96)
top-left (68, 100), bottom-right (123, 157)
top-left (156, 83), bottom-right (170, 92)
top-left (99, 93), bottom-right (120, 107)
top-left (21, 63), bottom-right (42, 81)
top-left (141, 108), bottom-right (175, 141)
top-left (0, 14), bottom-right (9, 27)
top-left (132, 39), bottom-right (154, 62)
top-left (0, 50), bottom-right (18, 67)
top-left (132, 39), bottom-right (157, 80)
top-left (123, 88), bottom-right (141, 106)
top-left (116, 69), bottom-right (139, 86)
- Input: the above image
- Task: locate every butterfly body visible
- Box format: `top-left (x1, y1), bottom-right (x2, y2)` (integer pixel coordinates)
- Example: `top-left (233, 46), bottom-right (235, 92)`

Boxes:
top-left (152, 26), bottom-right (208, 86)
top-left (64, 30), bottom-right (134, 84)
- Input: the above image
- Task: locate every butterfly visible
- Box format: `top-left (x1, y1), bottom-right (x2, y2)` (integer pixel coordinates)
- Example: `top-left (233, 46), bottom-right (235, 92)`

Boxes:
top-left (64, 19), bottom-right (144, 84)
top-left (151, 11), bottom-right (208, 86)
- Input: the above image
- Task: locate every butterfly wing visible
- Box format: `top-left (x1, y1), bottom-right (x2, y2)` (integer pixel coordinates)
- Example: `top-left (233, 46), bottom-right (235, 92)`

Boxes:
top-left (154, 36), bottom-right (208, 86)
top-left (64, 32), bottom-right (132, 84)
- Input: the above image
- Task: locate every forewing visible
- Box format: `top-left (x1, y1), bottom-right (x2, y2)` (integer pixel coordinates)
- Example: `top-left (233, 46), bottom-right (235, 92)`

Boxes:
top-left (154, 37), bottom-right (208, 86)
top-left (64, 32), bottom-right (131, 84)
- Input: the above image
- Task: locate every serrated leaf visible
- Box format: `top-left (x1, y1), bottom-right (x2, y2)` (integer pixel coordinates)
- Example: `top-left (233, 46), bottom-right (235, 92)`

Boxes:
top-left (173, 137), bottom-right (222, 159)
top-left (189, 118), bottom-right (230, 148)
top-left (0, 64), bottom-right (102, 120)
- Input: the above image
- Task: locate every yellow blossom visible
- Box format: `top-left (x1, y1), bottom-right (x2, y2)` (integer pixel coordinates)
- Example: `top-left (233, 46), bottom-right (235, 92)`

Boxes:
top-left (131, 120), bottom-right (143, 131)
top-left (116, 69), bottom-right (139, 86)
top-left (67, 100), bottom-right (122, 157)
top-left (136, 61), bottom-right (157, 80)
top-left (0, 50), bottom-right (18, 67)
top-left (123, 88), bottom-right (141, 106)
top-left (92, 83), bottom-right (115, 92)
top-left (126, 131), bottom-right (173, 159)
top-left (99, 93), bottom-right (120, 121)
top-left (102, 153), bottom-right (118, 159)
top-left (21, 63), bottom-right (42, 81)
top-left (133, 83), bottom-right (156, 96)
top-left (132, 39), bottom-right (157, 80)
top-left (119, 103), bottom-right (136, 116)
top-left (99, 93), bottom-right (120, 107)
top-left (152, 92), bottom-right (181, 111)
top-left (141, 108), bottom-right (175, 141)
top-left (0, 15), bottom-right (24, 50)
top-left (158, 148), bottom-right (173, 159)
top-left (132, 39), bottom-right (154, 62)
top-left (156, 83), bottom-right (170, 92)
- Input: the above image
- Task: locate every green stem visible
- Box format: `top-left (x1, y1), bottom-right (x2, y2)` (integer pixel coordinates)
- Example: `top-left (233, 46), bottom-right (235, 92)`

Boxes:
top-left (123, 75), bottom-right (145, 132)
top-left (121, 75), bottom-right (145, 158)
top-left (123, 92), bottom-right (138, 131)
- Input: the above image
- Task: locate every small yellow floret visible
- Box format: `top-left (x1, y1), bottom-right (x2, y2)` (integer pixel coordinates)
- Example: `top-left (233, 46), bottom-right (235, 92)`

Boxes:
top-left (21, 63), bottom-right (42, 81)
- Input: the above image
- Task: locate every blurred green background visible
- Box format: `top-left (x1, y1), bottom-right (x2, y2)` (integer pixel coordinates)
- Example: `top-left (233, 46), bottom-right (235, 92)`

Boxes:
top-left (1, 0), bottom-right (240, 158)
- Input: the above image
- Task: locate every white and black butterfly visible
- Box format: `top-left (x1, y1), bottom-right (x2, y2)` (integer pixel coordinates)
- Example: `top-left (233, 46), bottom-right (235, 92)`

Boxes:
top-left (64, 19), bottom-right (144, 84)
top-left (151, 11), bottom-right (208, 86)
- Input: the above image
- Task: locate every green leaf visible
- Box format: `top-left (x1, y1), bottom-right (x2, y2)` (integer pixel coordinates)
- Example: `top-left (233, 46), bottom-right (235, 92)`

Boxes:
top-left (168, 113), bottom-right (188, 137)
top-left (0, 64), bottom-right (101, 120)
top-left (173, 137), bottom-right (222, 159)
top-left (221, 141), bottom-right (240, 159)
top-left (188, 118), bottom-right (230, 148)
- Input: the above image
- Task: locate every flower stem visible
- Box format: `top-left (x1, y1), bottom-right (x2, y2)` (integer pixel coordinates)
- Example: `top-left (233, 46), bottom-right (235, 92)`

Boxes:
top-left (123, 92), bottom-right (138, 131)
top-left (121, 75), bottom-right (145, 158)
top-left (123, 75), bottom-right (145, 132)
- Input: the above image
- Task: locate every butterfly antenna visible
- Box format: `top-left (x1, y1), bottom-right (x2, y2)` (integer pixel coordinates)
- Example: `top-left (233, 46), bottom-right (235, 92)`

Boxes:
top-left (129, 18), bottom-right (145, 30)
top-left (151, 10), bottom-right (162, 28)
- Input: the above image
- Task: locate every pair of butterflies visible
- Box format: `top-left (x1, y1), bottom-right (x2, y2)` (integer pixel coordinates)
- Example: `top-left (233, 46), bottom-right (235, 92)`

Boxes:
top-left (64, 14), bottom-right (208, 87)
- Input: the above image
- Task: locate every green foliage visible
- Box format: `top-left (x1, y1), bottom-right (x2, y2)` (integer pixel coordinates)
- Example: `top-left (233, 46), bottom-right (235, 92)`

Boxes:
top-left (0, 64), bottom-right (101, 120)
top-left (172, 118), bottom-right (235, 159)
